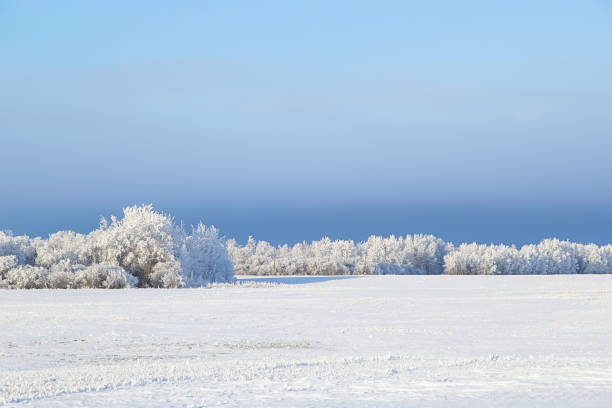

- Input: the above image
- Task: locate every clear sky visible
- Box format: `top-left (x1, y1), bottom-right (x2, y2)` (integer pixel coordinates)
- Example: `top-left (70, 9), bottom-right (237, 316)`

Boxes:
top-left (2, 1), bottom-right (612, 245)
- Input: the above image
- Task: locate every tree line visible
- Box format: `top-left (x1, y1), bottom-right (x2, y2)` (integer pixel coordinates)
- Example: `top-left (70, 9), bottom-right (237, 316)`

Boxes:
top-left (227, 235), bottom-right (612, 276)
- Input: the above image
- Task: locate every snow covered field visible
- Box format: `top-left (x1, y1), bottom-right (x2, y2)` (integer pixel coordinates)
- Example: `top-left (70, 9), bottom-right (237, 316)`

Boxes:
top-left (2, 275), bottom-right (612, 407)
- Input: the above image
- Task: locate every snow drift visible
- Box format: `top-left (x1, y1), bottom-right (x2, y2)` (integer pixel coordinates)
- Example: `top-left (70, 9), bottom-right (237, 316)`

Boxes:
top-left (0, 205), bottom-right (234, 289)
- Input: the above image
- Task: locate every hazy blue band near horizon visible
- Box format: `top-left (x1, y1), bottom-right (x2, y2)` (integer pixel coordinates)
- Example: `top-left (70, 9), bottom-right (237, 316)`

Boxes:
top-left (2, 203), bottom-right (611, 247)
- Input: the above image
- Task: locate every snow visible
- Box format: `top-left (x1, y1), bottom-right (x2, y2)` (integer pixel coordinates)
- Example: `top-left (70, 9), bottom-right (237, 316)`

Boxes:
top-left (2, 275), bottom-right (612, 407)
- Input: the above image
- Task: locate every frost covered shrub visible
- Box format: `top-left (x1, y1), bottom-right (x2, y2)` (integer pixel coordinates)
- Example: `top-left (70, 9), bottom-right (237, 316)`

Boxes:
top-left (89, 205), bottom-right (179, 287)
top-left (49, 260), bottom-right (77, 289)
top-left (34, 231), bottom-right (89, 268)
top-left (7, 265), bottom-right (49, 289)
top-left (149, 260), bottom-right (183, 288)
top-left (49, 269), bottom-right (74, 289)
top-left (444, 245), bottom-right (485, 275)
top-left (0, 255), bottom-right (18, 280)
top-left (318, 261), bottom-right (352, 275)
top-left (374, 263), bottom-right (425, 275)
top-left (0, 231), bottom-right (35, 265)
top-left (178, 223), bottom-right (235, 286)
top-left (444, 239), bottom-right (588, 275)
top-left (1, 204), bottom-right (235, 289)
top-left (228, 234), bottom-right (612, 276)
top-left (358, 234), bottom-right (451, 275)
top-left (84, 205), bottom-right (233, 287)
top-left (227, 234), bottom-right (451, 276)
top-left (519, 239), bottom-right (578, 274)
top-left (74, 262), bottom-right (134, 289)
top-left (572, 244), bottom-right (612, 274)
top-left (444, 243), bottom-right (524, 275)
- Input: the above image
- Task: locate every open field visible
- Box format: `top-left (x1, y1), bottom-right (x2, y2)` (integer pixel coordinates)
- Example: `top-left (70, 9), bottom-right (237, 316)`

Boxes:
top-left (2, 275), bottom-right (612, 407)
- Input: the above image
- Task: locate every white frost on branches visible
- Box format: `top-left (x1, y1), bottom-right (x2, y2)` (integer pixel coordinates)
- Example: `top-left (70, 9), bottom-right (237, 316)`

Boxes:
top-left (4, 204), bottom-right (612, 289)
top-left (0, 205), bottom-right (234, 289)
top-left (229, 235), bottom-right (612, 276)
top-left (443, 239), bottom-right (612, 275)
top-left (227, 234), bottom-right (451, 276)
top-left (178, 223), bottom-right (235, 287)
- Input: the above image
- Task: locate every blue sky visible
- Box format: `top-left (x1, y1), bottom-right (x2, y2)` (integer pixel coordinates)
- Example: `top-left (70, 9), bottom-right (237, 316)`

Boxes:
top-left (1, 1), bottom-right (612, 244)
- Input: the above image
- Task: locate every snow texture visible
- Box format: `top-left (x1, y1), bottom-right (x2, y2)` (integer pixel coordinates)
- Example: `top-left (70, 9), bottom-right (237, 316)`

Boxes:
top-left (1, 275), bottom-right (612, 407)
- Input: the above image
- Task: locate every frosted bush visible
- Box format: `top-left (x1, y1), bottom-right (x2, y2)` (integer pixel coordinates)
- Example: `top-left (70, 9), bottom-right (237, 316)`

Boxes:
top-left (49, 264), bottom-right (75, 289)
top-left (149, 260), bottom-right (183, 288)
top-left (567, 243), bottom-right (612, 274)
top-left (444, 245), bottom-right (490, 275)
top-left (1, 205), bottom-right (235, 289)
top-left (7, 265), bottom-right (49, 289)
top-left (359, 234), bottom-right (451, 275)
top-left (374, 263), bottom-right (425, 275)
top-left (318, 261), bottom-right (352, 275)
top-left (229, 234), bottom-right (612, 276)
top-left (49, 269), bottom-right (75, 289)
top-left (47, 260), bottom-right (86, 289)
top-left (34, 231), bottom-right (89, 268)
top-left (573, 243), bottom-right (602, 274)
top-left (178, 223), bottom-right (234, 286)
top-left (0, 255), bottom-right (18, 280)
top-left (444, 243), bottom-right (523, 275)
top-left (520, 239), bottom-right (578, 274)
top-left (82, 205), bottom-right (234, 287)
top-left (0, 231), bottom-right (35, 265)
top-left (228, 234), bottom-right (451, 276)
top-left (445, 239), bottom-right (585, 275)
top-left (74, 262), bottom-right (134, 289)
top-left (89, 205), bottom-right (178, 287)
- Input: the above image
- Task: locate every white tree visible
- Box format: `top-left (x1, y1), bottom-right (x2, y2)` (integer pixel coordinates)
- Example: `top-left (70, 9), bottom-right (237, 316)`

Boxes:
top-left (177, 223), bottom-right (234, 286)
top-left (34, 230), bottom-right (89, 268)
top-left (2, 205), bottom-right (235, 289)
top-left (7, 265), bottom-right (50, 289)
top-left (74, 262), bottom-right (134, 289)
top-left (0, 230), bottom-right (35, 265)
top-left (0, 255), bottom-right (18, 281)
top-left (88, 205), bottom-right (181, 287)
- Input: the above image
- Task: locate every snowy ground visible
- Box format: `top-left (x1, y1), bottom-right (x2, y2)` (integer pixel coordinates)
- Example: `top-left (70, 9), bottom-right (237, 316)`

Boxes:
top-left (2, 275), bottom-right (612, 407)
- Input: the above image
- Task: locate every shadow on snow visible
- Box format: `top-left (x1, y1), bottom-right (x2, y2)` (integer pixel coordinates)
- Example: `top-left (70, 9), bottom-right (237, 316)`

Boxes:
top-left (237, 275), bottom-right (363, 285)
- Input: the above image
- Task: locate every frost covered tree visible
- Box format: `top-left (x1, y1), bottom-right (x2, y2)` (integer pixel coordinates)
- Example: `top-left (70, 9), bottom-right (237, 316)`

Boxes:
top-left (177, 223), bottom-right (234, 286)
top-left (5, 204), bottom-right (612, 288)
top-left (572, 243), bottom-right (612, 274)
top-left (48, 260), bottom-right (82, 289)
top-left (73, 262), bottom-right (135, 289)
top-left (227, 234), bottom-right (451, 276)
top-left (443, 239), bottom-right (598, 275)
top-left (0, 231), bottom-right (35, 266)
top-left (0, 255), bottom-right (18, 282)
top-left (34, 231), bottom-right (89, 268)
top-left (228, 234), bottom-right (612, 277)
top-left (88, 205), bottom-right (234, 287)
top-left (1, 205), bottom-right (234, 289)
top-left (520, 239), bottom-right (578, 274)
top-left (88, 205), bottom-right (180, 287)
top-left (444, 243), bottom-right (523, 275)
top-left (7, 265), bottom-right (50, 289)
